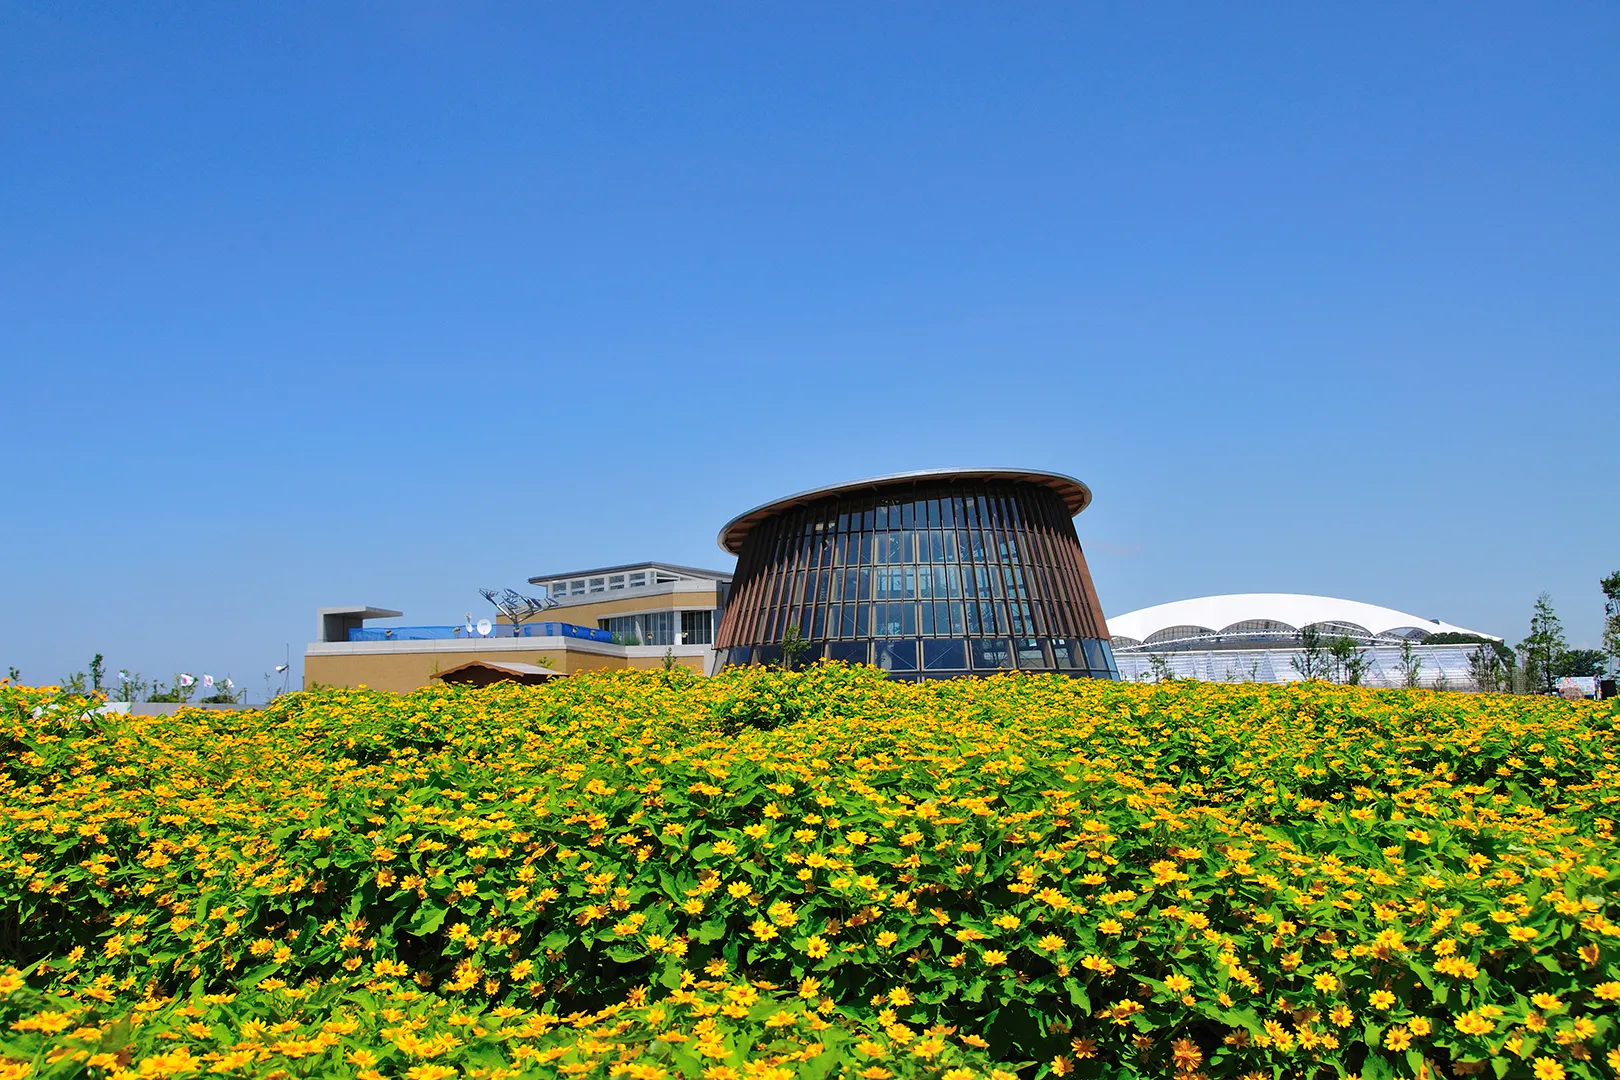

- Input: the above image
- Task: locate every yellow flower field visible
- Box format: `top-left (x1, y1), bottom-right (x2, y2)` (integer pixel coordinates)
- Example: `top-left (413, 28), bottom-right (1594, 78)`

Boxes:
top-left (1, 665), bottom-right (1617, 1080)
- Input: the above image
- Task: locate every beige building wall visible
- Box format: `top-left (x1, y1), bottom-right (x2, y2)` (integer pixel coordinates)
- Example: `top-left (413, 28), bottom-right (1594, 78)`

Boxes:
top-left (305, 640), bottom-right (714, 693)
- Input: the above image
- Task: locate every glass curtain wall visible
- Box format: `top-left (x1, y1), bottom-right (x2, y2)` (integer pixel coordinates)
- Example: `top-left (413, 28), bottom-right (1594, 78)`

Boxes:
top-left (716, 479), bottom-right (1116, 679)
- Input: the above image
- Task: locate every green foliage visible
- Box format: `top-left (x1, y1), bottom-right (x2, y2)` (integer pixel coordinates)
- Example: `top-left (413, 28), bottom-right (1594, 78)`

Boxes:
top-left (1603, 570), bottom-right (1620, 666)
top-left (1518, 594), bottom-right (1568, 694)
top-left (1292, 625), bottom-right (1329, 680)
top-left (1551, 649), bottom-right (1609, 680)
top-left (1, 671), bottom-right (1618, 1080)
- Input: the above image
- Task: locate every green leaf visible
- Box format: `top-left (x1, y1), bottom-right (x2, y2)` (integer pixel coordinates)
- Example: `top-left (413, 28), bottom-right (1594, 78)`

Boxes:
top-left (407, 903), bottom-right (448, 936)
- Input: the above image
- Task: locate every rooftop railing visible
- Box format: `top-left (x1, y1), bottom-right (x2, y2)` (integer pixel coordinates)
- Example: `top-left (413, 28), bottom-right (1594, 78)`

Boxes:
top-left (347, 623), bottom-right (614, 643)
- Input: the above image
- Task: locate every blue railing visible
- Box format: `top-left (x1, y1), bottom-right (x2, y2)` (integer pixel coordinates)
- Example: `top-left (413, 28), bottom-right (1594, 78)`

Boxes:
top-left (349, 622), bottom-right (614, 643)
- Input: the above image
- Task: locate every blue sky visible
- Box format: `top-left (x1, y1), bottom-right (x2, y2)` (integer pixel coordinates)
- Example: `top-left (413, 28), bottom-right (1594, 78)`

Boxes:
top-left (2, 3), bottom-right (1615, 694)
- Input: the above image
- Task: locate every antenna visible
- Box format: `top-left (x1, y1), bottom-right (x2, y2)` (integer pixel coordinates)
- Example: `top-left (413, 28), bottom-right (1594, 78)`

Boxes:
top-left (479, 587), bottom-right (558, 635)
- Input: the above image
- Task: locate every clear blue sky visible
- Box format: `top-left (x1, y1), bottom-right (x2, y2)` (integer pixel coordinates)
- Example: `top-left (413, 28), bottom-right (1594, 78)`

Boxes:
top-left (2, 3), bottom-right (1615, 694)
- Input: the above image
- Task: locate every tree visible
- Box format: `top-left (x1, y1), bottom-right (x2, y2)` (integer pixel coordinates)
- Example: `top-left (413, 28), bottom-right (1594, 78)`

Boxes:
top-left (1517, 593), bottom-right (1567, 694)
top-left (89, 654), bottom-right (105, 693)
top-left (1148, 655), bottom-right (1175, 683)
top-left (1551, 649), bottom-right (1608, 679)
top-left (114, 670), bottom-right (148, 703)
top-left (1467, 645), bottom-right (1507, 693)
top-left (1291, 626), bottom-right (1329, 680)
top-left (1327, 635), bottom-right (1369, 685)
top-left (1603, 571), bottom-right (1620, 666)
top-left (779, 625), bottom-right (810, 672)
top-left (1398, 638), bottom-right (1424, 689)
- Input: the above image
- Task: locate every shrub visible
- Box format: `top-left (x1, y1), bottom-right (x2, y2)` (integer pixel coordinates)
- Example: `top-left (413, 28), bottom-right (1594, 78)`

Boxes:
top-left (1, 669), bottom-right (1617, 1079)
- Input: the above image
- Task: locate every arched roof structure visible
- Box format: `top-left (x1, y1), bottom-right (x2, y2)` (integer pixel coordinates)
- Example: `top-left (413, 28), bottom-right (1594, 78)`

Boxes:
top-left (1106, 594), bottom-right (1498, 645)
top-left (717, 468), bottom-right (1092, 556)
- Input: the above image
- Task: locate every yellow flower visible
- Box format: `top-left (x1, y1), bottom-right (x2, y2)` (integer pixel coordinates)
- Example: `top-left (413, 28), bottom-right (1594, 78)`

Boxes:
top-left (1369, 990), bottom-right (1396, 1009)
top-left (1532, 1059), bottom-right (1565, 1080)
top-left (982, 949), bottom-right (1008, 966)
top-left (804, 936), bottom-right (829, 959)
top-left (1164, 973), bottom-right (1193, 993)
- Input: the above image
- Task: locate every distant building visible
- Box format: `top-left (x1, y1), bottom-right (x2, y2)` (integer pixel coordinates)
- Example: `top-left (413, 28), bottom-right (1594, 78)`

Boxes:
top-left (1108, 593), bottom-right (1502, 689)
top-left (715, 469), bottom-right (1118, 680)
top-left (303, 563), bottom-right (731, 692)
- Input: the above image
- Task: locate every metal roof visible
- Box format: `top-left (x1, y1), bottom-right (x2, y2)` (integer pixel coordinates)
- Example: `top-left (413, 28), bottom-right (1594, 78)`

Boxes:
top-left (717, 468), bottom-right (1092, 555)
top-left (1107, 594), bottom-right (1499, 643)
top-left (527, 561), bottom-right (733, 585)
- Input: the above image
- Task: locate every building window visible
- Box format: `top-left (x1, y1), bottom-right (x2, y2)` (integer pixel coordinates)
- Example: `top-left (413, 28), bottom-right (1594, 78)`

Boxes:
top-left (570, 580), bottom-right (586, 595)
top-left (608, 574), bottom-right (626, 590)
top-left (681, 610), bottom-right (713, 645)
top-left (643, 611), bottom-right (677, 646)
top-left (629, 572), bottom-right (647, 587)
top-left (599, 615), bottom-right (641, 644)
top-left (588, 577), bottom-right (606, 593)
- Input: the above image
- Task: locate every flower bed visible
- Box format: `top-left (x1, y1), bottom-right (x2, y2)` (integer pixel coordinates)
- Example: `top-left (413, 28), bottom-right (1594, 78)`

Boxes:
top-left (1, 667), bottom-right (1616, 1079)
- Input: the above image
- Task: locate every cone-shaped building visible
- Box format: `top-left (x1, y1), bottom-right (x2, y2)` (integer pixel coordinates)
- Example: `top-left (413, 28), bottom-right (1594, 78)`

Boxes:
top-left (715, 469), bottom-right (1118, 679)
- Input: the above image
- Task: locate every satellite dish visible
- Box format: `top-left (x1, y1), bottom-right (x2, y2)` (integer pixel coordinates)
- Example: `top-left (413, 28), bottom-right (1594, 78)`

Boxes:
top-left (274, 664), bottom-right (289, 674)
top-left (476, 618), bottom-right (493, 637)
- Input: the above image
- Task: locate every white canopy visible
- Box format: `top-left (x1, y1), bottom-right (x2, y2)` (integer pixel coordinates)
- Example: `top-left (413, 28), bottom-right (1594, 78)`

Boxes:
top-left (1107, 593), bottom-right (1497, 644)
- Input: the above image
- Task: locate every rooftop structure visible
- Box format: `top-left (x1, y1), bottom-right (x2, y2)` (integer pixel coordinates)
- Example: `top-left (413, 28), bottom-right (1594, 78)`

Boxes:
top-left (715, 469), bottom-right (1116, 679)
top-left (1108, 593), bottom-right (1498, 651)
top-left (1107, 593), bottom-right (1503, 690)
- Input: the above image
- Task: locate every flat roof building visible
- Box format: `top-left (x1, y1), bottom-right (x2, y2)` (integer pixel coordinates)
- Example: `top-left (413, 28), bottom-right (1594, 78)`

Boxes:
top-left (715, 469), bottom-right (1119, 680)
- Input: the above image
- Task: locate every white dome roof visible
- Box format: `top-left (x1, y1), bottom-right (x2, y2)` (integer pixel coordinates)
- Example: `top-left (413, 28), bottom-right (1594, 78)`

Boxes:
top-left (1107, 593), bottom-right (1497, 644)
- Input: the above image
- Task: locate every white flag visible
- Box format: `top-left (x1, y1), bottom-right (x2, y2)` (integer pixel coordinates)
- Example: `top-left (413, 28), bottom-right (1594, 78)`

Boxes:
top-left (178, 673), bottom-right (195, 687)
top-left (202, 674), bottom-right (215, 688)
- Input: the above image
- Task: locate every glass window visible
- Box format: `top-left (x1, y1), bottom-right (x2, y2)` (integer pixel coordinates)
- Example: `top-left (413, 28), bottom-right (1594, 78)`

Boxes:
top-left (1083, 639), bottom-right (1109, 674)
top-left (1050, 638), bottom-right (1083, 670)
top-left (855, 603), bottom-right (869, 637)
top-left (1014, 638), bottom-right (1050, 669)
top-left (856, 569), bottom-right (871, 601)
top-left (900, 501), bottom-right (915, 529)
top-left (886, 532), bottom-right (909, 564)
top-left (840, 604), bottom-right (858, 637)
top-left (927, 499), bottom-right (942, 528)
top-left (874, 639), bottom-right (918, 672)
top-left (728, 647), bottom-right (754, 666)
top-left (681, 609), bottom-right (713, 646)
top-left (589, 577), bottom-right (606, 593)
top-left (608, 574), bottom-right (626, 590)
top-left (920, 602), bottom-right (934, 636)
top-left (970, 638), bottom-right (1014, 670)
top-left (754, 645), bottom-right (782, 668)
top-left (600, 615), bottom-right (641, 643)
top-left (628, 572), bottom-right (647, 587)
top-left (964, 602), bottom-right (980, 636)
top-left (923, 639), bottom-right (967, 671)
top-left (643, 611), bottom-right (677, 646)
top-left (949, 601), bottom-right (966, 635)
top-left (901, 602), bottom-right (917, 636)
top-left (827, 640), bottom-right (868, 665)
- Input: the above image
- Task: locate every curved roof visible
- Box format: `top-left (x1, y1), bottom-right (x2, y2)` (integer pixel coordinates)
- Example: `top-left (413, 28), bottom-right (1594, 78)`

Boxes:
top-left (718, 468), bottom-right (1092, 555)
top-left (1107, 593), bottom-right (1499, 643)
